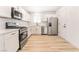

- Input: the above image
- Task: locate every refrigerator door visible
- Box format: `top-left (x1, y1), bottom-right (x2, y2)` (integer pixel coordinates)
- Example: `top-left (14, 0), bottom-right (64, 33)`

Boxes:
top-left (48, 26), bottom-right (52, 35)
top-left (47, 17), bottom-right (58, 35)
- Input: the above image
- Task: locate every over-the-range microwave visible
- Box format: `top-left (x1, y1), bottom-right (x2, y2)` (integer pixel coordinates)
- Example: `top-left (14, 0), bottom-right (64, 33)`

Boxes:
top-left (11, 7), bottom-right (22, 20)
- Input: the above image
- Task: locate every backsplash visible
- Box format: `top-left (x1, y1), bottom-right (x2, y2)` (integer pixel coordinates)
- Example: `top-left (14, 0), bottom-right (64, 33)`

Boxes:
top-left (0, 18), bottom-right (7, 29)
top-left (0, 17), bottom-right (28, 29)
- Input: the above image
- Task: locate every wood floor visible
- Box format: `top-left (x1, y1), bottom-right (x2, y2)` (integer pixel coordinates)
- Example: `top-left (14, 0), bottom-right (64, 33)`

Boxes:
top-left (20, 35), bottom-right (79, 52)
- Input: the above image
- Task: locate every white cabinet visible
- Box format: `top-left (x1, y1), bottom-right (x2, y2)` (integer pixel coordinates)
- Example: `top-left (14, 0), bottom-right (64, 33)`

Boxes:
top-left (0, 6), bottom-right (31, 20)
top-left (4, 30), bottom-right (19, 52)
top-left (28, 25), bottom-right (41, 37)
top-left (0, 36), bottom-right (5, 51)
top-left (13, 6), bottom-right (19, 11)
top-left (0, 6), bottom-right (11, 18)
top-left (18, 7), bottom-right (31, 21)
top-left (32, 26), bottom-right (41, 35)
top-left (12, 7), bottom-right (31, 21)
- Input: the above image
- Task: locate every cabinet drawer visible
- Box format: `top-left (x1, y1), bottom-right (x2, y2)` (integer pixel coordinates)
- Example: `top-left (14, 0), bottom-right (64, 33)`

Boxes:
top-left (5, 31), bottom-right (18, 38)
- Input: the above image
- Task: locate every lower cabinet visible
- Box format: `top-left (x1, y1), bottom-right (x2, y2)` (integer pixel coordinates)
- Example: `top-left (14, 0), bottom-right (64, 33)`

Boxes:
top-left (32, 26), bottom-right (41, 35)
top-left (0, 36), bottom-right (4, 51)
top-left (4, 30), bottom-right (19, 52)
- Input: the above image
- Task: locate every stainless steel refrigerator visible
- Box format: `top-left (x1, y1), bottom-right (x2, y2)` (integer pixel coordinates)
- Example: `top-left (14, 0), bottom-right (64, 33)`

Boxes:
top-left (47, 17), bottom-right (58, 35)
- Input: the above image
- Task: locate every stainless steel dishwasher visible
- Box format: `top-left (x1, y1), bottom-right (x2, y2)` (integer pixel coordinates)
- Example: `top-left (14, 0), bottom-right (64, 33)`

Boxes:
top-left (41, 26), bottom-right (47, 35)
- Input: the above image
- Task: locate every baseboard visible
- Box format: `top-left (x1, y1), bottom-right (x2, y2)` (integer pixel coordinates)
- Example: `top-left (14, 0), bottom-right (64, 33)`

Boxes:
top-left (31, 34), bottom-right (58, 36)
top-left (31, 34), bottom-right (41, 35)
top-left (48, 34), bottom-right (58, 36)
top-left (58, 35), bottom-right (79, 48)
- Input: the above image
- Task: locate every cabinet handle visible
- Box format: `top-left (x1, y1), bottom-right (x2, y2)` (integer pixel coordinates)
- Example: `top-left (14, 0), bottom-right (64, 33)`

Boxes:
top-left (64, 25), bottom-right (66, 28)
top-left (64, 24), bottom-right (66, 28)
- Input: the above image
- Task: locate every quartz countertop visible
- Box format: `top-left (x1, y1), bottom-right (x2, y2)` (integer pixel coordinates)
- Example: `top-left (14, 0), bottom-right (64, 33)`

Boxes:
top-left (0, 29), bottom-right (19, 35)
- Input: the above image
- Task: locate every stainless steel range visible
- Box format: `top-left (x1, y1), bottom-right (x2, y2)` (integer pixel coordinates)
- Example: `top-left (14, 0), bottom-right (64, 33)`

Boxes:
top-left (6, 22), bottom-right (28, 49)
top-left (19, 27), bottom-right (28, 49)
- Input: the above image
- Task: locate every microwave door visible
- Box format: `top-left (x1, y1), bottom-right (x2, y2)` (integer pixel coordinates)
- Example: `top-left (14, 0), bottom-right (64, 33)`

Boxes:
top-left (11, 7), bottom-right (22, 20)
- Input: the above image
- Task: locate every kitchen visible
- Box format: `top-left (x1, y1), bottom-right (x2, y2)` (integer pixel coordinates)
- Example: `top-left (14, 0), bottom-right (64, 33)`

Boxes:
top-left (0, 6), bottom-right (79, 52)
top-left (0, 6), bottom-right (32, 51)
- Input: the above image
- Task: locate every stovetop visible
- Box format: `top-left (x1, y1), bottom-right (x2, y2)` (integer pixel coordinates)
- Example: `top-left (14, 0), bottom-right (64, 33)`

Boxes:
top-left (6, 26), bottom-right (27, 29)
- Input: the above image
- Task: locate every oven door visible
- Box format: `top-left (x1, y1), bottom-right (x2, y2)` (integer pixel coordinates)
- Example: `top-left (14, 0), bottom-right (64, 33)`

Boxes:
top-left (19, 31), bottom-right (28, 42)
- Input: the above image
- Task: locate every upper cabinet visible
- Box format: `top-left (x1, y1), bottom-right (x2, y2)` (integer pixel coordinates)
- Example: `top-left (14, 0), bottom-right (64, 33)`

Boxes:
top-left (0, 6), bottom-right (11, 18)
top-left (0, 6), bottom-right (31, 21)
top-left (18, 7), bottom-right (31, 21)
top-left (13, 6), bottom-right (19, 11)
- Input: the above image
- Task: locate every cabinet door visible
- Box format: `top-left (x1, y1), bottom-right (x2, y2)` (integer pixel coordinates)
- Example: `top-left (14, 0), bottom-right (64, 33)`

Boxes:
top-left (4, 31), bottom-right (19, 52)
top-left (0, 7), bottom-right (11, 18)
top-left (18, 7), bottom-right (31, 21)
top-left (0, 36), bottom-right (5, 51)
top-left (32, 26), bottom-right (41, 34)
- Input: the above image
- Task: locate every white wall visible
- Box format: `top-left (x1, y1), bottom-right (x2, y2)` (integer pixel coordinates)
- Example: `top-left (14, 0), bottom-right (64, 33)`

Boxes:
top-left (19, 7), bottom-right (31, 21)
top-left (56, 7), bottom-right (79, 48)
top-left (41, 12), bottom-right (57, 22)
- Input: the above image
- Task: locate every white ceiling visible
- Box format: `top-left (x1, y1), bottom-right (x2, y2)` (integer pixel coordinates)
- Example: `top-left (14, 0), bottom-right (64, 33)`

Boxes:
top-left (22, 6), bottom-right (61, 13)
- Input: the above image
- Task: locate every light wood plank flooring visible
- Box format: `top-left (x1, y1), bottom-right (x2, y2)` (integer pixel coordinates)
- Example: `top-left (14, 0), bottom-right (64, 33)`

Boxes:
top-left (20, 35), bottom-right (79, 52)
